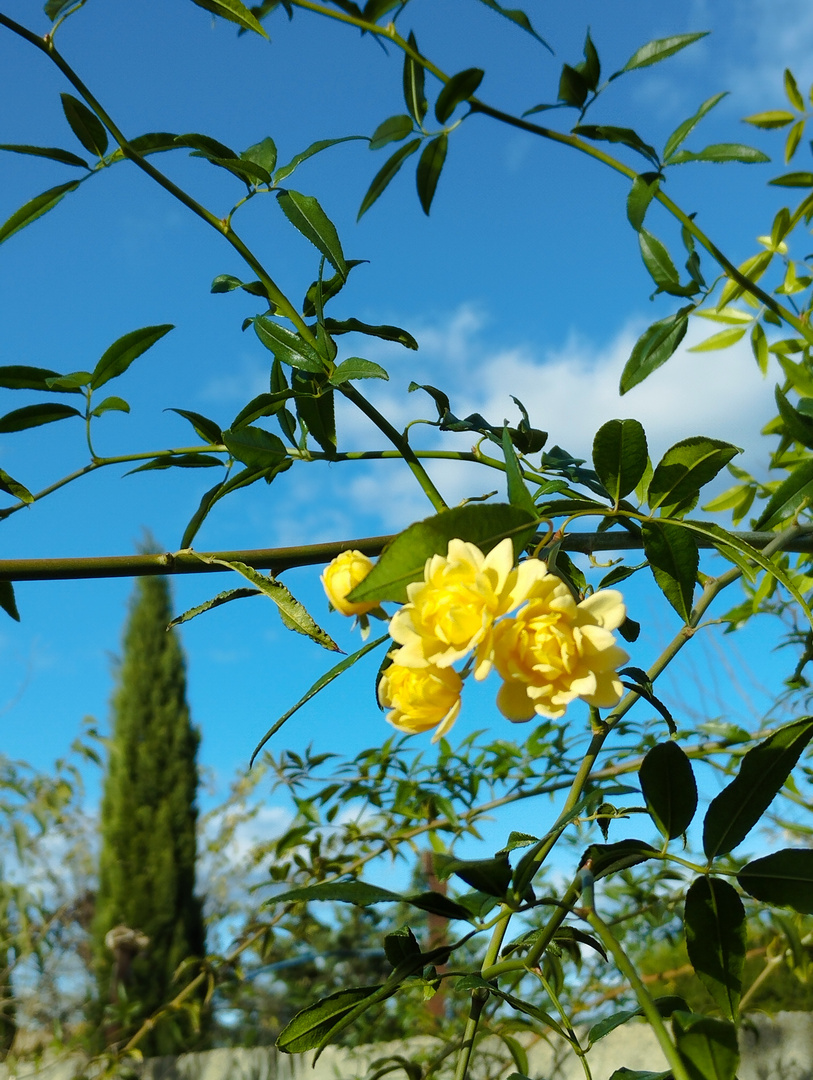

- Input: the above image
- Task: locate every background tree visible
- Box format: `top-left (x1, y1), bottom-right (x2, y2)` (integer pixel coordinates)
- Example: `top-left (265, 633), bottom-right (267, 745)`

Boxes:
top-left (91, 569), bottom-right (206, 1055)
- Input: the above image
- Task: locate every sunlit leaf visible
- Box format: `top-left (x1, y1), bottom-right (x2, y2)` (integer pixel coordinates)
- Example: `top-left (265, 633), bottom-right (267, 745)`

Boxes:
top-left (90, 395), bottom-right (130, 417)
top-left (369, 114), bottom-right (415, 151)
top-left (277, 986), bottom-right (383, 1054)
top-left (620, 307), bottom-right (692, 393)
top-left (277, 190), bottom-right (346, 277)
top-left (0, 467), bottom-right (33, 504)
top-left (168, 587), bottom-right (260, 628)
top-left (663, 92), bottom-right (727, 161)
top-left (667, 143), bottom-right (769, 165)
top-left (273, 135), bottom-right (366, 183)
top-left (0, 403), bottom-right (82, 433)
top-left (620, 33), bottom-right (708, 74)
top-left (188, 0), bottom-right (269, 37)
top-left (742, 110), bottom-right (795, 129)
top-left (626, 172), bottom-right (660, 231)
top-left (638, 228), bottom-right (680, 288)
top-left (754, 457), bottom-right (813, 529)
top-left (329, 358), bottom-right (389, 384)
top-left (648, 437), bottom-right (741, 517)
top-left (0, 181), bottom-right (81, 245)
top-left (402, 31), bottom-right (427, 123)
top-left (473, 0), bottom-right (551, 48)
top-left (592, 419), bottom-right (648, 502)
top-left (254, 317), bottom-right (325, 372)
top-left (0, 143), bottom-right (89, 168)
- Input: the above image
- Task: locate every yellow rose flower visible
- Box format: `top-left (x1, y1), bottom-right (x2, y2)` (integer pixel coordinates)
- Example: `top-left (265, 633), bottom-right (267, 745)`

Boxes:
top-left (378, 657), bottom-right (463, 741)
top-left (491, 580), bottom-right (629, 722)
top-left (388, 538), bottom-right (550, 675)
top-left (321, 549), bottom-right (377, 616)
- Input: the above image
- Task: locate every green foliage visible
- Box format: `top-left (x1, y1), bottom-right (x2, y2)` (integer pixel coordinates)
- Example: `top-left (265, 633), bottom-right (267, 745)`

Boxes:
top-left (92, 572), bottom-right (206, 1055)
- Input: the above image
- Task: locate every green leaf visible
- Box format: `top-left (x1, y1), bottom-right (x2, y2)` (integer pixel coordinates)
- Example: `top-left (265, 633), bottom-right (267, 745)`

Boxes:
top-left (434, 853), bottom-right (512, 898)
top-left (502, 428), bottom-right (536, 515)
top-left (0, 143), bottom-right (89, 169)
top-left (754, 457), bottom-right (813, 529)
top-left (737, 849), bottom-right (813, 914)
top-left (46, 370), bottom-right (92, 391)
top-left (743, 109), bottom-right (796, 129)
top-left (664, 92), bottom-right (728, 161)
top-left (273, 136), bottom-right (366, 184)
top-left (684, 877), bottom-right (745, 1021)
top-left (0, 365), bottom-right (81, 392)
top-left (639, 742), bottom-right (697, 839)
top-left (168, 408), bottom-right (223, 445)
top-left (589, 997), bottom-right (689, 1046)
top-left (455, 976), bottom-right (568, 1039)
top-left (769, 171), bottom-right (813, 187)
top-left (668, 143), bottom-right (770, 165)
top-left (222, 425), bottom-right (286, 469)
top-left (0, 467), bottom-right (33, 504)
top-left (91, 324), bottom-right (173, 390)
top-left (384, 926), bottom-right (421, 968)
top-left (180, 480), bottom-right (223, 549)
top-left (608, 1072), bottom-right (671, 1080)
top-left (703, 717), bottom-right (813, 859)
top-left (277, 986), bottom-right (383, 1054)
top-left (775, 385), bottom-right (813, 447)
top-left (168, 587), bottom-right (260, 628)
top-left (44, 0), bottom-right (81, 18)
top-left (90, 395), bottom-right (130, 418)
top-left (358, 138), bottom-right (421, 219)
top-left (416, 133), bottom-right (448, 215)
top-left (0, 180), bottom-right (81, 245)
top-left (194, 556), bottom-right (339, 651)
top-left (205, 155), bottom-right (272, 186)
top-left (291, 370), bottom-right (335, 455)
top-left (60, 94), bottom-right (107, 157)
top-left (230, 392), bottom-right (292, 428)
top-left (242, 136), bottom-right (277, 174)
top-left (648, 437), bottom-right (741, 517)
top-left (619, 306), bottom-right (692, 393)
top-left (188, 0), bottom-right (269, 37)
top-left (323, 317), bottom-right (418, 350)
top-left (250, 634), bottom-right (389, 763)
top-left (573, 125), bottom-right (659, 166)
top-left (638, 228), bottom-right (680, 288)
top-left (620, 33), bottom-right (709, 74)
top-left (126, 453), bottom-right (224, 475)
top-left (581, 840), bottom-right (657, 880)
top-left (0, 402), bottom-right (82, 433)
top-left (558, 64), bottom-right (589, 108)
top-left (269, 881), bottom-right (403, 907)
top-left (108, 132), bottom-right (182, 162)
top-left (328, 358), bottom-right (389, 384)
top-left (626, 173), bottom-right (660, 231)
top-left (641, 520), bottom-right (698, 622)
top-left (348, 503), bottom-right (537, 604)
top-left (473, 0), bottom-right (550, 47)
top-left (784, 68), bottom-right (805, 111)
top-left (175, 132), bottom-right (238, 159)
top-left (671, 1011), bottom-right (739, 1080)
top-left (276, 190), bottom-right (346, 277)
top-left (592, 419), bottom-right (648, 503)
top-left (302, 260), bottom-right (365, 317)
top-left (402, 31), bottom-right (427, 124)
top-left (369, 114), bottom-right (415, 151)
top-left (254, 317), bottom-right (325, 372)
top-left (0, 582), bottom-right (20, 623)
top-left (435, 68), bottom-right (484, 123)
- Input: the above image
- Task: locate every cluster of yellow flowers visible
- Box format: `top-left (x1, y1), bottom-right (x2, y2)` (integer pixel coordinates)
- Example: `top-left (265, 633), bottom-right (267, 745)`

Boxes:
top-left (321, 539), bottom-right (629, 742)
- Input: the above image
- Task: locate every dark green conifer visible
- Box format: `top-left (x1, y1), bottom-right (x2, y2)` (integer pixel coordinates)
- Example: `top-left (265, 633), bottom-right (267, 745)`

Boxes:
top-left (92, 572), bottom-right (205, 1055)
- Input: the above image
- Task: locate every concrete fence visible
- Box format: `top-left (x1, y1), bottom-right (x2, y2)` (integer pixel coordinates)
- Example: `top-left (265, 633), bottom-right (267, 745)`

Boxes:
top-left (4, 1013), bottom-right (813, 1080)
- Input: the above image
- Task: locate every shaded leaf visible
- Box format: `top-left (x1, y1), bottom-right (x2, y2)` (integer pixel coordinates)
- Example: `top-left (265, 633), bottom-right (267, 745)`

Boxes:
top-left (626, 172), bottom-right (660, 231)
top-left (358, 138), bottom-right (421, 218)
top-left (672, 1011), bottom-right (738, 1080)
top-left (0, 402), bottom-right (82, 433)
top-left (648, 437), bottom-right (740, 517)
top-left (168, 408), bottom-right (223, 445)
top-left (242, 136), bottom-right (277, 174)
top-left (273, 136), bottom-right (366, 183)
top-left (0, 143), bottom-right (89, 168)
top-left (91, 324), bottom-right (174, 389)
top-left (348, 503), bottom-right (537, 604)
top-left (435, 68), bottom-right (484, 123)
top-left (291, 370), bottom-right (335, 455)
top-left (222, 425), bottom-right (286, 469)
top-left (303, 260), bottom-right (366, 317)
top-left (502, 428), bottom-right (536, 515)
top-left (180, 480), bottom-right (223, 549)
top-left (90, 396), bottom-right (130, 417)
top-left (619, 306), bottom-right (692, 393)
top-left (230, 392), bottom-right (292, 428)
top-left (384, 927), bottom-right (421, 968)
top-left (639, 741), bottom-right (697, 839)
top-left (0, 582), bottom-right (20, 622)
top-left (370, 114), bottom-right (415, 150)
top-left (642, 520), bottom-right (698, 622)
top-left (684, 877), bottom-right (745, 1021)
top-left (592, 419), bottom-right (648, 503)
top-left (769, 171), bottom-right (813, 187)
top-left (250, 634), bottom-right (389, 763)
top-left (416, 133), bottom-right (448, 215)
top-left (754, 457), bottom-right (813, 529)
top-left (434, 853), bottom-right (512, 898)
top-left (277, 986), bottom-right (383, 1054)
top-left (324, 317), bottom-right (418, 349)
top-left (60, 94), bottom-right (107, 156)
top-left (0, 181), bottom-right (81, 245)
top-left (0, 467), bottom-right (33, 504)
top-left (0, 365), bottom-right (80, 392)
top-left (474, 0), bottom-right (550, 48)
top-left (402, 31), bottom-right (427, 123)
top-left (126, 454), bottom-right (223, 475)
top-left (589, 997), bottom-right (688, 1046)
top-left (775, 385), bottom-right (813, 447)
top-left (737, 849), bottom-right (813, 914)
top-left (574, 125), bottom-right (659, 166)
top-left (277, 190), bottom-right (346, 277)
top-left (168, 587), bottom-right (260, 628)
top-left (703, 717), bottom-right (813, 859)
top-left (109, 132), bottom-right (182, 161)
top-left (582, 840), bottom-right (657, 880)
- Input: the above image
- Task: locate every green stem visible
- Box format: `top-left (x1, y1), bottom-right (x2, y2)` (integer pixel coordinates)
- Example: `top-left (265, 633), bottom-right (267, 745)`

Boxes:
top-left (453, 990), bottom-right (486, 1080)
top-left (583, 906), bottom-right (692, 1080)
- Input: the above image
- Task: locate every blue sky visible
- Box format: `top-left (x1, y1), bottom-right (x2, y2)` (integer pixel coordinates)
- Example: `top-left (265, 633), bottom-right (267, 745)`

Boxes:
top-left (1, 0), bottom-right (812, 831)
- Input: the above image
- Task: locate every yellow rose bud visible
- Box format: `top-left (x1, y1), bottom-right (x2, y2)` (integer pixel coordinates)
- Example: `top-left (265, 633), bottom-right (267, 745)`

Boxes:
top-left (388, 537), bottom-right (550, 674)
top-left (491, 582), bottom-right (629, 722)
top-left (378, 657), bottom-right (463, 742)
top-left (321, 550), bottom-right (377, 616)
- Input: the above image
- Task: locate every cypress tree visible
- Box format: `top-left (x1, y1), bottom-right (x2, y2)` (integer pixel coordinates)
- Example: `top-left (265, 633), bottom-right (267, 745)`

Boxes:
top-left (92, 572), bottom-right (205, 1055)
